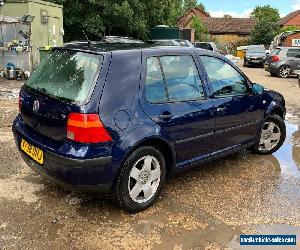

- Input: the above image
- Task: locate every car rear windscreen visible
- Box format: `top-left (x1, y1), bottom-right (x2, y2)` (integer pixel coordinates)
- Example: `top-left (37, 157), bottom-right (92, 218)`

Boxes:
top-left (271, 49), bottom-right (281, 56)
top-left (25, 50), bottom-right (103, 104)
top-left (247, 47), bottom-right (265, 53)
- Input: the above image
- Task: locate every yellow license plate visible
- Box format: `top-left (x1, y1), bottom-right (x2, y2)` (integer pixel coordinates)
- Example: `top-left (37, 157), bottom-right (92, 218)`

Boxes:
top-left (21, 139), bottom-right (44, 165)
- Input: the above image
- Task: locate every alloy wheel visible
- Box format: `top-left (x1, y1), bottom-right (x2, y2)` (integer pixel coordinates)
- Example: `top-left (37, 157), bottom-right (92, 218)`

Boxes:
top-left (128, 155), bottom-right (161, 203)
top-left (258, 122), bottom-right (281, 152)
top-left (278, 66), bottom-right (290, 78)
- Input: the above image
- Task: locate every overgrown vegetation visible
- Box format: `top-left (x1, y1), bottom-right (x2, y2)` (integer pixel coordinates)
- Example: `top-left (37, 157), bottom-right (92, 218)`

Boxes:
top-left (250, 5), bottom-right (280, 46)
top-left (191, 16), bottom-right (209, 41)
top-left (48, 0), bottom-right (207, 41)
top-left (277, 25), bottom-right (300, 34)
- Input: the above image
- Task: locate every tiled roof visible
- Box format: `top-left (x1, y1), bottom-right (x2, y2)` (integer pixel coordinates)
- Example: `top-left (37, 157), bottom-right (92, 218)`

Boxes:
top-left (202, 17), bottom-right (257, 35)
top-left (279, 10), bottom-right (300, 25)
top-left (177, 7), bottom-right (210, 27)
top-left (177, 7), bottom-right (256, 35)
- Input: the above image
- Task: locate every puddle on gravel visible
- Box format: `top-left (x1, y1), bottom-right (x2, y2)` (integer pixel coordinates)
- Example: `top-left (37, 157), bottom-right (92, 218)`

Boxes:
top-left (272, 121), bottom-right (300, 179)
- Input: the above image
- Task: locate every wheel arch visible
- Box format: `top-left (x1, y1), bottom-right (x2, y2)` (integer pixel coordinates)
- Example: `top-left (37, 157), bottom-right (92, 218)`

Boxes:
top-left (124, 137), bottom-right (176, 175)
top-left (270, 106), bottom-right (285, 120)
top-left (112, 135), bottom-right (177, 188)
top-left (266, 104), bottom-right (285, 120)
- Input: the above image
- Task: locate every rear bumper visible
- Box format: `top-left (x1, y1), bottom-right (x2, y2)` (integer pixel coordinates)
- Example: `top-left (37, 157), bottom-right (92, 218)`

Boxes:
top-left (245, 58), bottom-right (265, 65)
top-left (264, 63), bottom-right (278, 74)
top-left (19, 151), bottom-right (112, 193)
top-left (12, 116), bottom-right (117, 193)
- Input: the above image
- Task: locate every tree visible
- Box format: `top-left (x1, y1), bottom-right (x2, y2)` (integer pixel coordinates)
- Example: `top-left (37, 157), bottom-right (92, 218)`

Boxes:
top-left (251, 5), bottom-right (280, 22)
top-left (224, 14), bottom-right (232, 18)
top-left (250, 5), bottom-right (280, 46)
top-left (183, 1), bottom-right (208, 15)
top-left (191, 16), bottom-right (209, 41)
top-left (251, 19), bottom-right (279, 46)
top-left (183, 0), bottom-right (197, 12)
top-left (197, 3), bottom-right (206, 13)
top-left (47, 0), bottom-right (209, 41)
top-left (277, 25), bottom-right (300, 34)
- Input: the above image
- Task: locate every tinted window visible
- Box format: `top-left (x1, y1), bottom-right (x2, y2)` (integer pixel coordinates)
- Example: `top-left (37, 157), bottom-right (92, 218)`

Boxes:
top-left (26, 50), bottom-right (103, 104)
top-left (145, 57), bottom-right (168, 103)
top-left (271, 49), bottom-right (281, 56)
top-left (160, 55), bottom-right (205, 101)
top-left (287, 49), bottom-right (300, 58)
top-left (247, 46), bottom-right (265, 53)
top-left (201, 56), bottom-right (249, 97)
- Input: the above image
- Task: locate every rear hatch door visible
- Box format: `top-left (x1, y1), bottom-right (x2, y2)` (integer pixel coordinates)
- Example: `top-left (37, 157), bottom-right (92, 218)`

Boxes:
top-left (20, 49), bottom-right (104, 141)
top-left (266, 48), bottom-right (281, 64)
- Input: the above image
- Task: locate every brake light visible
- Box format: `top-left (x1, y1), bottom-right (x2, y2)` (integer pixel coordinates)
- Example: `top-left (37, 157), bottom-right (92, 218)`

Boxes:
top-left (67, 113), bottom-right (112, 143)
top-left (272, 55), bottom-right (280, 62)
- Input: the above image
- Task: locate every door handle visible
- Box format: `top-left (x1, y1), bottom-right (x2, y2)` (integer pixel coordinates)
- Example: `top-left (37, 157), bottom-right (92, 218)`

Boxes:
top-left (158, 112), bottom-right (172, 121)
top-left (216, 106), bottom-right (226, 112)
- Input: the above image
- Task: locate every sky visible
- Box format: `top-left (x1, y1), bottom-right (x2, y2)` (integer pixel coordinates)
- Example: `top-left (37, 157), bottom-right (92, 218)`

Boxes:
top-left (202, 0), bottom-right (300, 18)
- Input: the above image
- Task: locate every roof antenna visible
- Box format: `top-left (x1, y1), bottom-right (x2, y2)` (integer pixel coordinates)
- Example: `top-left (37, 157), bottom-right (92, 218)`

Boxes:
top-left (82, 30), bottom-right (91, 46)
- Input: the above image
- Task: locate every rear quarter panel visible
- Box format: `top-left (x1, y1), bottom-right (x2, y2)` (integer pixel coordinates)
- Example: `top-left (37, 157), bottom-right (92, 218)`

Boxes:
top-left (99, 50), bottom-right (171, 164)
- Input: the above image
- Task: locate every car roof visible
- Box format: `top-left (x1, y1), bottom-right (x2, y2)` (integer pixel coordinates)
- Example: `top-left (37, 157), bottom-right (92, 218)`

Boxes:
top-left (276, 46), bottom-right (299, 49)
top-left (57, 41), bottom-right (201, 54)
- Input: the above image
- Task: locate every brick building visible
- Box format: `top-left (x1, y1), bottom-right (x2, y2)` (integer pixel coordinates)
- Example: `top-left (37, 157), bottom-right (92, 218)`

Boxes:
top-left (177, 7), bottom-right (256, 45)
top-left (279, 10), bottom-right (300, 28)
top-left (177, 8), bottom-right (300, 46)
top-left (276, 31), bottom-right (300, 47)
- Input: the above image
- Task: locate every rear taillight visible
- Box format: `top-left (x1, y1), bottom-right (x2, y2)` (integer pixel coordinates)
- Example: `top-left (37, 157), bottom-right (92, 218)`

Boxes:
top-left (67, 113), bottom-right (112, 143)
top-left (272, 55), bottom-right (280, 62)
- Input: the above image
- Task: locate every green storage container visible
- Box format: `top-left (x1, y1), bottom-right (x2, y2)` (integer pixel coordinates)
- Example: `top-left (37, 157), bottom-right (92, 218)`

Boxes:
top-left (150, 27), bottom-right (182, 40)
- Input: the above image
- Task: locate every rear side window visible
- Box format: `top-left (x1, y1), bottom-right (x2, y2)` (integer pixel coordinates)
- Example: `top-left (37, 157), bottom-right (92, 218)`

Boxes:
top-left (200, 56), bottom-right (249, 97)
top-left (287, 49), bottom-right (300, 58)
top-left (145, 57), bottom-right (168, 103)
top-left (145, 55), bottom-right (205, 103)
top-left (26, 50), bottom-right (103, 104)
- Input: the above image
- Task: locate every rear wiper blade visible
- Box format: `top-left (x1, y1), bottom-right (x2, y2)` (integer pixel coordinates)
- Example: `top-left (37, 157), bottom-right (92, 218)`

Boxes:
top-left (36, 87), bottom-right (47, 93)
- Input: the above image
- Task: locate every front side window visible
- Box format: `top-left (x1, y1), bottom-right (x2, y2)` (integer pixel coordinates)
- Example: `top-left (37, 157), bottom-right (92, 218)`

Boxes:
top-left (145, 55), bottom-right (205, 102)
top-left (200, 56), bottom-right (249, 97)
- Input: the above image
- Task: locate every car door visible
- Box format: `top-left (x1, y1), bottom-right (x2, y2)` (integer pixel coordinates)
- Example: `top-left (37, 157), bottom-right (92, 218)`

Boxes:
top-left (139, 51), bottom-right (215, 165)
top-left (199, 55), bottom-right (263, 152)
top-left (287, 49), bottom-right (300, 71)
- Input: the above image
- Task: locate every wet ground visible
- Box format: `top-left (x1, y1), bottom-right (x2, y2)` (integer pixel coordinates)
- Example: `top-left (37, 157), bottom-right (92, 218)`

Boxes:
top-left (0, 67), bottom-right (300, 249)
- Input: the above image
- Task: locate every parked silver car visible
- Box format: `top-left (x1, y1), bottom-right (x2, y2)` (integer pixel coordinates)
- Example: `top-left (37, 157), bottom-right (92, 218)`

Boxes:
top-left (194, 42), bottom-right (218, 52)
top-left (149, 39), bottom-right (193, 47)
top-left (265, 47), bottom-right (300, 78)
top-left (244, 45), bottom-right (266, 67)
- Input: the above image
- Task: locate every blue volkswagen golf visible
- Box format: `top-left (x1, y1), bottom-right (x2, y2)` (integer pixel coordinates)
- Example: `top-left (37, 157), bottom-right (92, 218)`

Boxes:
top-left (13, 43), bottom-right (286, 212)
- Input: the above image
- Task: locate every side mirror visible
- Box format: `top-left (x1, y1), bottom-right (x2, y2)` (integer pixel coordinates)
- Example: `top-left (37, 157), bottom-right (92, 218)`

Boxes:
top-left (252, 83), bottom-right (264, 95)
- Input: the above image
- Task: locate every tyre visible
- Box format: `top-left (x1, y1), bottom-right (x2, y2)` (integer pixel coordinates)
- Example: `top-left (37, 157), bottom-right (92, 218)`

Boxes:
top-left (270, 73), bottom-right (277, 77)
top-left (277, 65), bottom-right (290, 78)
top-left (251, 114), bottom-right (286, 155)
top-left (114, 146), bottom-right (166, 212)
